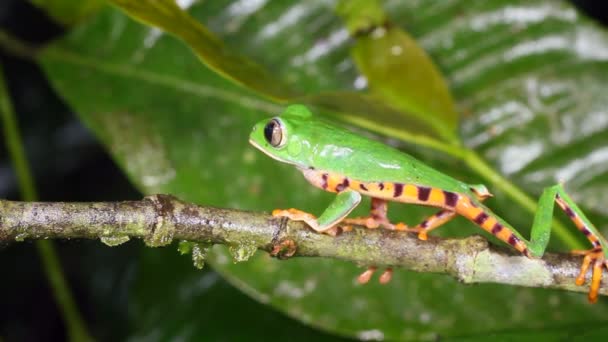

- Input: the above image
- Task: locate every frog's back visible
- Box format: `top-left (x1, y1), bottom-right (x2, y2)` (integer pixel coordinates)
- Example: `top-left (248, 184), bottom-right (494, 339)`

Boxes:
top-left (307, 126), bottom-right (471, 195)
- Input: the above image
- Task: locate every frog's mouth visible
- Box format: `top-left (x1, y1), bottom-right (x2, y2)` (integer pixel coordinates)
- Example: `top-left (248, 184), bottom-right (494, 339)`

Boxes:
top-left (248, 138), bottom-right (296, 166)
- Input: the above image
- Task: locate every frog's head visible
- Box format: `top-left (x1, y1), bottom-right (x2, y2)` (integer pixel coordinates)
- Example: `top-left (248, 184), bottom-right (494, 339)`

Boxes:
top-left (249, 104), bottom-right (315, 168)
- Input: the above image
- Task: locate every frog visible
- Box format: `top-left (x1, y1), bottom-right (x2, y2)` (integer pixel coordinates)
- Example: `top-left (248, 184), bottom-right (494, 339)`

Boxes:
top-left (249, 104), bottom-right (608, 302)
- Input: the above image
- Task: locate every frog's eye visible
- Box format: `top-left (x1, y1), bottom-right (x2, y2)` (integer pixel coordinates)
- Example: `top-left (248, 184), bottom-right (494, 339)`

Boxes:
top-left (264, 118), bottom-right (285, 148)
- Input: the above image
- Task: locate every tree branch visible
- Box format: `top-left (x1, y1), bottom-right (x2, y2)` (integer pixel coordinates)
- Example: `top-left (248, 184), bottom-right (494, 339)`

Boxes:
top-left (0, 195), bottom-right (604, 297)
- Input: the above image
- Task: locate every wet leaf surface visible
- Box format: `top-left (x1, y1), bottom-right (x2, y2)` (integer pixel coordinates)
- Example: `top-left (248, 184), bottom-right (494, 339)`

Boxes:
top-left (37, 1), bottom-right (608, 340)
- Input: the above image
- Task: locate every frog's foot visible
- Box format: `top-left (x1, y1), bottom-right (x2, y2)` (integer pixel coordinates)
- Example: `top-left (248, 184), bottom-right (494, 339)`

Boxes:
top-left (342, 198), bottom-right (409, 231)
top-left (341, 216), bottom-right (402, 230)
top-left (357, 266), bottom-right (393, 285)
top-left (273, 208), bottom-right (317, 225)
top-left (272, 208), bottom-right (344, 235)
top-left (572, 248), bottom-right (608, 303)
top-left (394, 223), bottom-right (428, 240)
top-left (323, 226), bottom-right (346, 236)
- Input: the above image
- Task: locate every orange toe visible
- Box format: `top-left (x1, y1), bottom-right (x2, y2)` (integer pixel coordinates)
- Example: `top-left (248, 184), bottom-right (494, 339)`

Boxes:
top-left (379, 268), bottom-right (393, 284)
top-left (358, 267), bottom-right (377, 284)
top-left (589, 260), bottom-right (604, 303)
top-left (572, 248), bottom-right (606, 303)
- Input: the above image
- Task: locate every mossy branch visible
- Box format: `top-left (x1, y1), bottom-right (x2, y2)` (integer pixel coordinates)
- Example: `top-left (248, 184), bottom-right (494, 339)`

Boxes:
top-left (0, 194), bottom-right (604, 298)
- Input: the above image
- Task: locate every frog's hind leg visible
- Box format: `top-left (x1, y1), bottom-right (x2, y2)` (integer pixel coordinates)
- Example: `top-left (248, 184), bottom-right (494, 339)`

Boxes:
top-left (343, 198), bottom-right (397, 284)
top-left (395, 188), bottom-right (489, 240)
top-left (551, 186), bottom-right (608, 303)
top-left (341, 198), bottom-right (401, 230)
top-left (571, 248), bottom-right (605, 303)
top-left (395, 209), bottom-right (457, 240)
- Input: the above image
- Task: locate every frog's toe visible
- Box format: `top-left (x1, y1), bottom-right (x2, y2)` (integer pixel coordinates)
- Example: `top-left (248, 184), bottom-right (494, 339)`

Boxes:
top-left (272, 208), bottom-right (314, 220)
top-left (379, 268), bottom-right (393, 284)
top-left (395, 224), bottom-right (428, 240)
top-left (357, 267), bottom-right (394, 285)
top-left (572, 248), bottom-right (607, 303)
top-left (357, 267), bottom-right (377, 284)
top-left (342, 216), bottom-right (380, 229)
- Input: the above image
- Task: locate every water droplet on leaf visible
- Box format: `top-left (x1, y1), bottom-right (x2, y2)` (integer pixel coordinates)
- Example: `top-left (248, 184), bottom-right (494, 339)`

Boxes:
top-left (100, 236), bottom-right (130, 246)
top-left (178, 240), bottom-right (193, 255)
top-left (177, 241), bottom-right (211, 269)
top-left (191, 243), bottom-right (209, 270)
top-left (228, 243), bottom-right (257, 263)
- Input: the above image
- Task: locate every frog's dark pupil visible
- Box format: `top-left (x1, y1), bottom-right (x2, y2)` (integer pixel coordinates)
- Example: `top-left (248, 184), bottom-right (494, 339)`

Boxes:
top-left (264, 121), bottom-right (275, 144)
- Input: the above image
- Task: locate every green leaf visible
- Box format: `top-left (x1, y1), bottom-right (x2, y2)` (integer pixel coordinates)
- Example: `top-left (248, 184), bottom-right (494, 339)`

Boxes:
top-left (449, 324), bottom-right (608, 342)
top-left (108, 0), bottom-right (301, 100)
top-left (108, 0), bottom-right (453, 143)
top-left (301, 91), bottom-right (457, 154)
top-left (37, 1), bottom-right (608, 340)
top-left (131, 248), bottom-right (345, 341)
top-left (337, 0), bottom-right (460, 143)
top-left (29, 0), bottom-right (105, 26)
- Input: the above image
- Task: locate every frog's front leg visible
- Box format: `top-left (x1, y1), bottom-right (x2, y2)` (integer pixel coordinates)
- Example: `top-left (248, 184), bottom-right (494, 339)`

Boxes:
top-left (273, 190), bottom-right (362, 234)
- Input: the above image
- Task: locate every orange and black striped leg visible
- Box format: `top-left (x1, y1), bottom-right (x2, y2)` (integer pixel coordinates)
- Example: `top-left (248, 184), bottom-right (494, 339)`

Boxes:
top-left (341, 198), bottom-right (407, 230)
top-left (571, 248), bottom-right (606, 303)
top-left (555, 194), bottom-right (608, 303)
top-left (394, 209), bottom-right (457, 240)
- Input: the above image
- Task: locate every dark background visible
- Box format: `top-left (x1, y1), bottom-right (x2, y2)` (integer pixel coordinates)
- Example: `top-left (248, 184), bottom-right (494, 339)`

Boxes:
top-left (0, 0), bottom-right (606, 340)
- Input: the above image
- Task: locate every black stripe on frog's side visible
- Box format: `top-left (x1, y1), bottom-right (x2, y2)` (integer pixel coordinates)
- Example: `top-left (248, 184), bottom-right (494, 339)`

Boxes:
top-left (417, 187), bottom-right (431, 201)
top-left (359, 183), bottom-right (368, 191)
top-left (507, 234), bottom-right (521, 247)
top-left (321, 173), bottom-right (328, 190)
top-left (378, 183), bottom-right (385, 190)
top-left (335, 178), bottom-right (350, 192)
top-left (474, 212), bottom-right (489, 225)
top-left (443, 191), bottom-right (459, 208)
top-left (491, 223), bottom-right (503, 235)
top-left (393, 183), bottom-right (404, 198)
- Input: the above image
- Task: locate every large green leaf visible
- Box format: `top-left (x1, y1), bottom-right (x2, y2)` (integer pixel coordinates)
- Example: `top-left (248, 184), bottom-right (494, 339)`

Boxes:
top-left (35, 0), bottom-right (608, 340)
top-left (29, 0), bottom-right (105, 26)
top-left (337, 0), bottom-right (460, 143)
top-left (107, 0), bottom-right (302, 101)
top-left (107, 0), bottom-right (457, 143)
